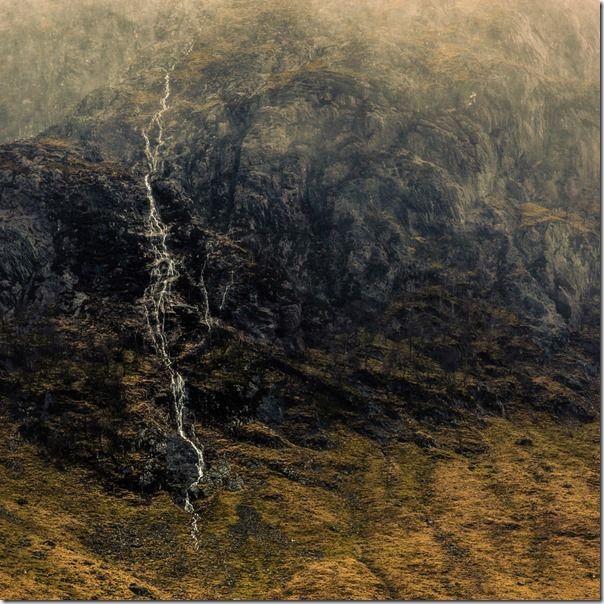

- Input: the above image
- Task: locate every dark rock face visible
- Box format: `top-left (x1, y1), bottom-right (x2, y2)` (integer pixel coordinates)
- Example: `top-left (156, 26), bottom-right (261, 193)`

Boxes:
top-left (0, 0), bottom-right (599, 500)
top-left (0, 142), bottom-right (158, 488)
top-left (0, 142), bottom-right (148, 316)
top-left (50, 0), bottom-right (598, 344)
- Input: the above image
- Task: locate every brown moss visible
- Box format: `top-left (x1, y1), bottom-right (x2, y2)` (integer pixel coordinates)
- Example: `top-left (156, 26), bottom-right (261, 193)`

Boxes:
top-left (0, 405), bottom-right (598, 600)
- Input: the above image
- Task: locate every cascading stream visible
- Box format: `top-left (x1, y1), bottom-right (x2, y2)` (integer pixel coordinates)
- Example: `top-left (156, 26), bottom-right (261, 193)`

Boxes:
top-left (141, 53), bottom-right (204, 550)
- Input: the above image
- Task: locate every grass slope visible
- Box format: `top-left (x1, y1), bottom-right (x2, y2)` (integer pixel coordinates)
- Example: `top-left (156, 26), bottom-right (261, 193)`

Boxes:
top-left (0, 410), bottom-right (598, 600)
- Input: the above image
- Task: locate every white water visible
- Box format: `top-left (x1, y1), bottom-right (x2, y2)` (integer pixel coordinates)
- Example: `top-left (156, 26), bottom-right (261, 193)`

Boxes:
top-left (141, 56), bottom-right (204, 550)
top-left (219, 269), bottom-right (235, 311)
top-left (198, 252), bottom-right (214, 332)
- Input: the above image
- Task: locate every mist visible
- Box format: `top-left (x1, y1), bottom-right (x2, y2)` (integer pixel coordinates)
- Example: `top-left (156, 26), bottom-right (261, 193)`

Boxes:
top-left (0, 0), bottom-right (599, 599)
top-left (0, 0), bottom-right (597, 143)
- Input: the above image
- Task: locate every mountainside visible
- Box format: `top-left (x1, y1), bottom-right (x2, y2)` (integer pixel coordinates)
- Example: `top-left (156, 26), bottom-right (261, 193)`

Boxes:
top-left (0, 0), bottom-right (599, 599)
top-left (0, 0), bottom-right (201, 143)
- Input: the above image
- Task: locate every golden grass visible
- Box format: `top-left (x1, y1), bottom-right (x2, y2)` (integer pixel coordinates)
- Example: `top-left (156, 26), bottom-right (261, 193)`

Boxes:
top-left (0, 410), bottom-right (598, 600)
top-left (520, 202), bottom-right (595, 233)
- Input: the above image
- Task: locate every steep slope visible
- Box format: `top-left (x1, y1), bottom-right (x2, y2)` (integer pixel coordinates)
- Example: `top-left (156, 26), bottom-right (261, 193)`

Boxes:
top-left (0, 0), bottom-right (204, 143)
top-left (0, 411), bottom-right (599, 599)
top-left (53, 0), bottom-right (599, 340)
top-left (0, 0), bottom-right (599, 599)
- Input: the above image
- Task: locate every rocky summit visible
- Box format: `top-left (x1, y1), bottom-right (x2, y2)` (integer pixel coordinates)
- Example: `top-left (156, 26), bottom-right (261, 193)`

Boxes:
top-left (0, 0), bottom-right (599, 600)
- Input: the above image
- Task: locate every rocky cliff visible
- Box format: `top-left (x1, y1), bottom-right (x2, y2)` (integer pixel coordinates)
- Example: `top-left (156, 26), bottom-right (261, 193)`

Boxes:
top-left (0, 0), bottom-right (599, 599)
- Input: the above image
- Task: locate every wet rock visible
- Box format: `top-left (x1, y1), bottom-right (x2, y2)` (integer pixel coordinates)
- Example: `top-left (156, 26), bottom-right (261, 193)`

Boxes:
top-left (165, 434), bottom-right (202, 493)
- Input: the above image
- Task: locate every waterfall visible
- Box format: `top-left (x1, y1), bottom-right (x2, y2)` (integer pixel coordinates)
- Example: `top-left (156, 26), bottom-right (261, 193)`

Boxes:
top-left (141, 51), bottom-right (204, 550)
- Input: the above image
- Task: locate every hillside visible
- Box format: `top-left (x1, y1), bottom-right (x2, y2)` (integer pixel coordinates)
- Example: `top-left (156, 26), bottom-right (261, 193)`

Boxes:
top-left (0, 0), bottom-right (599, 599)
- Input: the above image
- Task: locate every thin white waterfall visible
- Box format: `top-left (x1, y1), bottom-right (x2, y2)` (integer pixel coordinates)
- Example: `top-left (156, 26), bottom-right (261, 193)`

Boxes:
top-left (141, 53), bottom-right (204, 550)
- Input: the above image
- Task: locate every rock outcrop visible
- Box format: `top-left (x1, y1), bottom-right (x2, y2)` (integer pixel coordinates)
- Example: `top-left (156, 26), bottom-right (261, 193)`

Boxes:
top-left (0, 0), bottom-right (599, 500)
